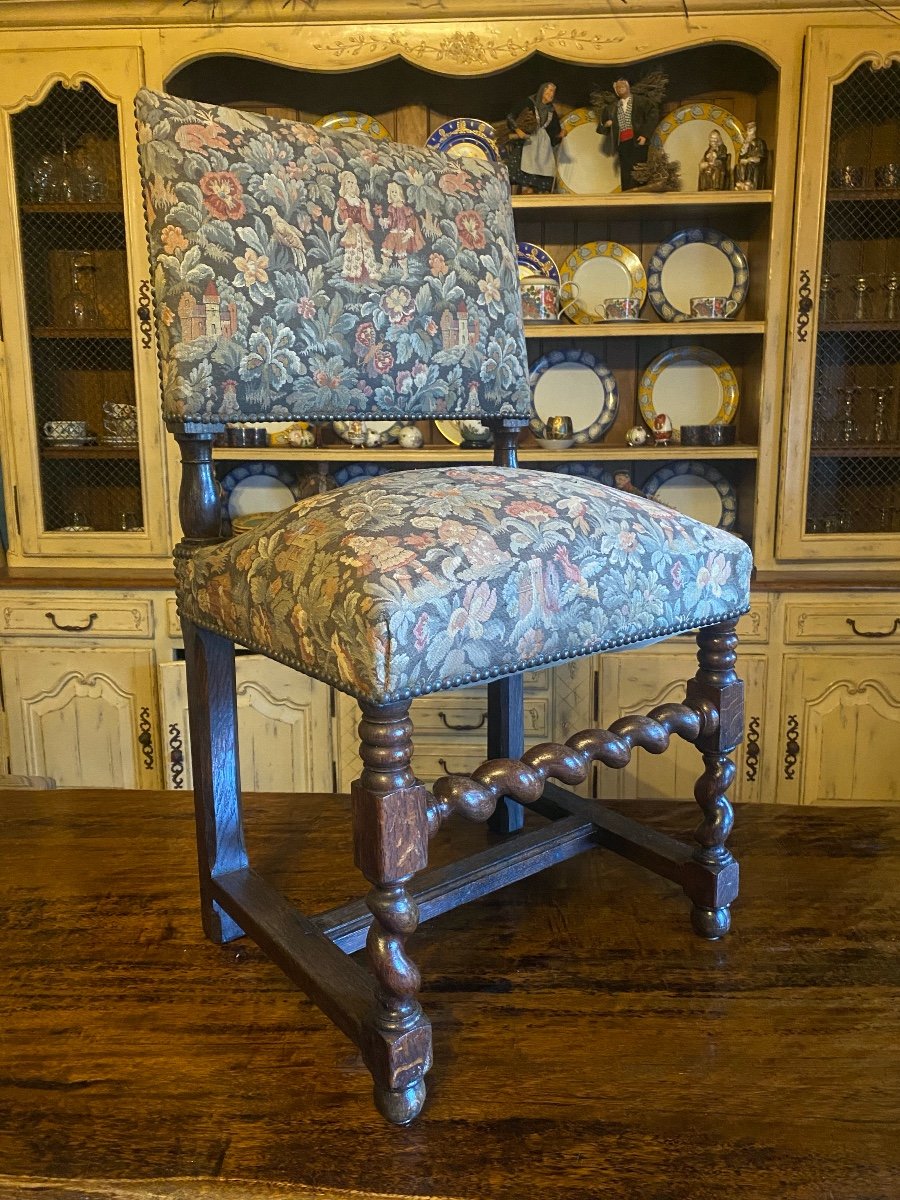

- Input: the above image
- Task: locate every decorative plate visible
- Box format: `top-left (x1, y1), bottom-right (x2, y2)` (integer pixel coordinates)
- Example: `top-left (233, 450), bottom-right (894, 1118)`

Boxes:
top-left (553, 461), bottom-right (615, 488)
top-left (643, 460), bottom-right (737, 530)
top-left (315, 111), bottom-right (391, 140)
top-left (647, 228), bottom-right (749, 322)
top-left (220, 462), bottom-right (302, 519)
top-left (556, 107), bottom-right (621, 195)
top-left (332, 419), bottom-right (404, 446)
top-left (332, 462), bottom-right (395, 487)
top-left (649, 102), bottom-right (746, 190)
top-left (426, 118), bottom-right (499, 162)
top-left (560, 241), bottom-right (647, 325)
top-left (529, 348), bottom-right (619, 443)
top-left (638, 346), bottom-right (739, 433)
top-left (517, 241), bottom-right (560, 283)
top-left (435, 419), bottom-right (493, 447)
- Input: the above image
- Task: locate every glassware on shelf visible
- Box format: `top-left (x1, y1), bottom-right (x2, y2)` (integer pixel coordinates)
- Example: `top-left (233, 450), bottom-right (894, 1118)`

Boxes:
top-left (870, 385), bottom-right (895, 445)
top-left (850, 274), bottom-right (872, 323)
top-left (819, 270), bottom-right (838, 322)
top-left (881, 271), bottom-right (899, 323)
top-left (60, 250), bottom-right (100, 328)
top-left (837, 384), bottom-right (862, 444)
top-left (72, 143), bottom-right (106, 202)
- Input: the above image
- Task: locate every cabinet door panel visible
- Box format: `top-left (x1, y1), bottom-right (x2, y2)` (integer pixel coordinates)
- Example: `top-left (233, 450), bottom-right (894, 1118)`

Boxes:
top-left (595, 648), bottom-right (769, 804)
top-left (158, 655), bottom-right (332, 793)
top-left (779, 653), bottom-right (900, 804)
top-left (1, 646), bottom-right (159, 788)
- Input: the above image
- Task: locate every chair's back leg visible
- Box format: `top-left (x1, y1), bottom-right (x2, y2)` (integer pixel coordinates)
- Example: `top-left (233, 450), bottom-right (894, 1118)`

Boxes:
top-left (182, 618), bottom-right (247, 944)
top-left (487, 676), bottom-right (526, 833)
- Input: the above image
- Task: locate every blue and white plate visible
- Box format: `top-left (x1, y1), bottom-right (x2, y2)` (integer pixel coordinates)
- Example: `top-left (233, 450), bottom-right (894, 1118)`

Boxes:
top-left (426, 118), bottom-right (499, 162)
top-left (553, 461), bottom-right (615, 488)
top-left (529, 348), bottom-right (619, 443)
top-left (332, 462), bottom-right (394, 487)
top-left (642, 461), bottom-right (737, 530)
top-left (220, 462), bottom-right (302, 519)
top-left (517, 241), bottom-right (560, 283)
top-left (647, 228), bottom-right (749, 322)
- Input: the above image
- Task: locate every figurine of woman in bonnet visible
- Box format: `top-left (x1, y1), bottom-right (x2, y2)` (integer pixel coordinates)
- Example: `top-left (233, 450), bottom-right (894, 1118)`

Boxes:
top-left (503, 82), bottom-right (564, 194)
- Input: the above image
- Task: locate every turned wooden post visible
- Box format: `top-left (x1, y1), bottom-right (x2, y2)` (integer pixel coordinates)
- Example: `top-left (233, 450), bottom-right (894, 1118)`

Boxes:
top-left (171, 426), bottom-right (224, 545)
top-left (351, 701), bottom-right (432, 1125)
top-left (685, 619), bottom-right (743, 939)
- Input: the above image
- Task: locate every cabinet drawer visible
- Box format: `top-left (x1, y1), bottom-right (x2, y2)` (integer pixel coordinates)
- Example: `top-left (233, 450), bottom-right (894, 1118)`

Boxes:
top-left (784, 602), bottom-right (900, 645)
top-left (165, 596), bottom-right (181, 638)
top-left (411, 693), bottom-right (550, 739)
top-left (738, 601), bottom-right (770, 644)
top-left (412, 747), bottom-right (487, 785)
top-left (1, 597), bottom-right (154, 638)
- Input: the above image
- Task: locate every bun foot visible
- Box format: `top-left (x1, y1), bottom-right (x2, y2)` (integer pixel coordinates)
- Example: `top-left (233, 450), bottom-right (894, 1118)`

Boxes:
top-left (374, 1077), bottom-right (427, 1125)
top-left (691, 904), bottom-right (731, 940)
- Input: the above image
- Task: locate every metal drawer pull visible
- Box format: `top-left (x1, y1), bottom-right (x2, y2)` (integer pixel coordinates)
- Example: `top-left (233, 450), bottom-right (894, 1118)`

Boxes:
top-left (438, 710), bottom-right (487, 731)
top-left (45, 611), bottom-right (97, 632)
top-left (846, 617), bottom-right (900, 639)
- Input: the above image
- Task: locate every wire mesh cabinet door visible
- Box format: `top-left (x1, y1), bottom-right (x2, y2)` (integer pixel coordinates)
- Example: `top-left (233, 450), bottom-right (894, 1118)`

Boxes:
top-left (0, 42), bottom-right (170, 566)
top-left (780, 28), bottom-right (900, 563)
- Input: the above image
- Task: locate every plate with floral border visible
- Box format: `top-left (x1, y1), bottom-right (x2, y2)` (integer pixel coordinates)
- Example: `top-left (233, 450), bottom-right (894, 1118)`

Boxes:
top-left (638, 345), bottom-right (739, 433)
top-left (553, 461), bottom-right (615, 488)
top-left (332, 462), bottom-right (395, 487)
top-left (426, 118), bottom-right (499, 162)
top-left (220, 462), bottom-right (303, 519)
top-left (556, 107), bottom-right (621, 195)
top-left (315, 111), bottom-right (392, 140)
top-left (649, 102), bottom-right (745, 188)
top-left (647, 227), bottom-right (749, 322)
top-left (560, 240), bottom-right (647, 325)
top-left (643, 460), bottom-right (737, 530)
top-left (517, 241), bottom-right (560, 283)
top-left (529, 348), bottom-right (619, 443)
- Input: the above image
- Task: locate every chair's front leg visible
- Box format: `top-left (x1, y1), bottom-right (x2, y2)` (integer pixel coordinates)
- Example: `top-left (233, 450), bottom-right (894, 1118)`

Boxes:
top-left (685, 619), bottom-right (743, 939)
top-left (351, 701), bottom-right (432, 1125)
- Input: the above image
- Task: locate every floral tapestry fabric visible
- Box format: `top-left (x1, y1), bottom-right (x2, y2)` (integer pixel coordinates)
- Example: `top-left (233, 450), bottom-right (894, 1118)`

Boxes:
top-left (134, 89), bottom-right (531, 424)
top-left (176, 466), bottom-right (752, 705)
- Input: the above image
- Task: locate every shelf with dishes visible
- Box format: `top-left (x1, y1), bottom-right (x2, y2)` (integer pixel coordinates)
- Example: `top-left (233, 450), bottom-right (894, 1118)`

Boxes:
top-left (524, 321), bottom-right (765, 338)
top-left (513, 191), bottom-right (773, 213)
top-left (212, 444), bottom-right (760, 463)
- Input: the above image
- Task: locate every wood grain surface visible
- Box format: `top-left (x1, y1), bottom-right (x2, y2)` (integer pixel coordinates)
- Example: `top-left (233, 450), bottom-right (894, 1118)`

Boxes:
top-left (1, 787), bottom-right (898, 1199)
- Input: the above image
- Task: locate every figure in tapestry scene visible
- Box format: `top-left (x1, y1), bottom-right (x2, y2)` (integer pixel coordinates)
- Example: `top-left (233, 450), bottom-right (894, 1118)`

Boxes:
top-left (380, 180), bottom-right (425, 277)
top-left (734, 121), bottom-right (768, 190)
top-left (502, 82), bottom-right (565, 195)
top-left (336, 169), bottom-right (380, 284)
top-left (698, 129), bottom-right (731, 190)
top-left (591, 71), bottom-right (666, 192)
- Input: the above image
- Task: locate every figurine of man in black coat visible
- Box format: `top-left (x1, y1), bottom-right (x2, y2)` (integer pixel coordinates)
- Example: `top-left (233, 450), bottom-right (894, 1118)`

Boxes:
top-left (597, 78), bottom-right (657, 190)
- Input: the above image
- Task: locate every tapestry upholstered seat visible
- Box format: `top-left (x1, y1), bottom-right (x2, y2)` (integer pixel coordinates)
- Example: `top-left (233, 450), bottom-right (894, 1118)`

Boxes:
top-left (136, 87), bottom-right (750, 1126)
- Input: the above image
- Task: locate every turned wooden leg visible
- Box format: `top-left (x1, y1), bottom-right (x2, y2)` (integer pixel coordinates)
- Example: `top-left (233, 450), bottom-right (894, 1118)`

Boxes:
top-left (685, 619), bottom-right (743, 939)
top-left (181, 618), bottom-right (247, 944)
top-left (351, 701), bottom-right (432, 1125)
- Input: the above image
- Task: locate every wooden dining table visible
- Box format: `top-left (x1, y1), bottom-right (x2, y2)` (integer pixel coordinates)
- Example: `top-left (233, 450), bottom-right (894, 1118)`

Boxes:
top-left (1, 785), bottom-right (898, 1200)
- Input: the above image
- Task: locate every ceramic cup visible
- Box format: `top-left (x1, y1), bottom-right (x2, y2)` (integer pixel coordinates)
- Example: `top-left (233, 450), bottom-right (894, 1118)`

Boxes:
top-left (43, 419), bottom-right (88, 442)
top-left (601, 296), bottom-right (642, 321)
top-left (458, 419), bottom-right (493, 446)
top-left (874, 163), bottom-right (900, 189)
top-left (102, 401), bottom-right (135, 419)
top-left (104, 416), bottom-right (138, 440)
top-left (519, 274), bottom-right (579, 321)
top-left (689, 295), bottom-right (739, 319)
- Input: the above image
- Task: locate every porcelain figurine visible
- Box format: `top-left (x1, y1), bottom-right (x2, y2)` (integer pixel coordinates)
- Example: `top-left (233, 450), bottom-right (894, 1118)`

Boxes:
top-left (734, 122), bottom-right (768, 191)
top-left (652, 412), bottom-right (673, 445)
top-left (397, 424), bottom-right (424, 449)
top-left (503, 82), bottom-right (565, 195)
top-left (626, 424), bottom-right (649, 446)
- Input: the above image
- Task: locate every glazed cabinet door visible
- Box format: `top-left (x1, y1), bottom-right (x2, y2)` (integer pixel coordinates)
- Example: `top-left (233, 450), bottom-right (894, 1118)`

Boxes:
top-left (0, 41), bottom-right (170, 566)
top-left (777, 652), bottom-right (900, 804)
top-left (0, 646), bottom-right (160, 788)
top-left (594, 643), bottom-right (769, 805)
top-left (158, 656), bottom-right (333, 793)
top-left (779, 27), bottom-right (900, 562)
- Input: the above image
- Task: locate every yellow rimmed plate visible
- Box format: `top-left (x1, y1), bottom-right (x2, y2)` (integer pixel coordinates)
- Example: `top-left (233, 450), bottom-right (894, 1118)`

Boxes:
top-left (315, 111), bottom-right (392, 140)
top-left (556, 107), bottom-right (621, 195)
top-left (560, 240), bottom-right (647, 325)
top-left (649, 102), bottom-right (745, 189)
top-left (638, 345), bottom-right (739, 433)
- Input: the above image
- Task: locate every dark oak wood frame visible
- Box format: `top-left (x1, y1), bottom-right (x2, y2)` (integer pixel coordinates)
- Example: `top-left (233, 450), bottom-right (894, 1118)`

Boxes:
top-left (174, 423), bottom-right (743, 1125)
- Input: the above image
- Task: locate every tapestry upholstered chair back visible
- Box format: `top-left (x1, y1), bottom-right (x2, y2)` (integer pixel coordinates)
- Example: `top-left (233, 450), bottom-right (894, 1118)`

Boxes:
top-left (135, 87), bottom-right (751, 1129)
top-left (135, 87), bottom-right (531, 429)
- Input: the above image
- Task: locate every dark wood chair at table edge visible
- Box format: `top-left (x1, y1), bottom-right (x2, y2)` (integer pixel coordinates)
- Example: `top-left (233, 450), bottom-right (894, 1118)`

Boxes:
top-left (135, 88), bottom-right (750, 1125)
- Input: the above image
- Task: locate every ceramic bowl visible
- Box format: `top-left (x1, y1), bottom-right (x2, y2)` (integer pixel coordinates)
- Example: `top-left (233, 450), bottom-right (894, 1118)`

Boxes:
top-left (679, 425), bottom-right (708, 446)
top-left (704, 423), bottom-right (737, 446)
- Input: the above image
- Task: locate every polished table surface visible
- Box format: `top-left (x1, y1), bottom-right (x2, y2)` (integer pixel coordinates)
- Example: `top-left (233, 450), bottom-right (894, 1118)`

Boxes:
top-left (1, 787), bottom-right (898, 1200)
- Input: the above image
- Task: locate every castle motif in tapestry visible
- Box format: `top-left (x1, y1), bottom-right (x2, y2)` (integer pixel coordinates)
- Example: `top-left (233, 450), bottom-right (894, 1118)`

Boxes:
top-left (177, 283), bottom-right (238, 343)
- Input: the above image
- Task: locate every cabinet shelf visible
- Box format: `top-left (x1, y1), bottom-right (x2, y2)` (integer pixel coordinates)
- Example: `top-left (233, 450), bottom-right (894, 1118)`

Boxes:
top-left (213, 444), bottom-right (759, 463)
top-left (525, 320), bottom-right (765, 338)
top-left (810, 446), bottom-right (900, 458)
top-left (41, 445), bottom-right (139, 459)
top-left (826, 189), bottom-right (900, 202)
top-left (818, 321), bottom-right (900, 333)
top-left (20, 202), bottom-right (123, 214)
top-left (31, 326), bottom-right (132, 339)
top-left (513, 190), bottom-right (773, 214)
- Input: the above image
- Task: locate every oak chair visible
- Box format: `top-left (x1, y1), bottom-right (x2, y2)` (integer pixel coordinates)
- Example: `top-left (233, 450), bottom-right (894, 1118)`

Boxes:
top-left (136, 88), bottom-right (751, 1124)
